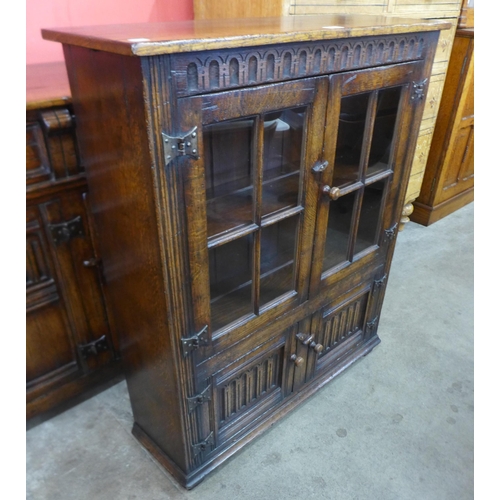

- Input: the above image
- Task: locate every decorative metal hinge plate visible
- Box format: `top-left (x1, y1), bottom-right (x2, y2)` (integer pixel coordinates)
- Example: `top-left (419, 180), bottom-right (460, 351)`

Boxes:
top-left (49, 216), bottom-right (84, 245)
top-left (374, 274), bottom-right (387, 289)
top-left (384, 223), bottom-right (398, 241)
top-left (78, 335), bottom-right (110, 359)
top-left (366, 317), bottom-right (379, 335)
top-left (411, 79), bottom-right (428, 101)
top-left (187, 384), bottom-right (212, 412)
top-left (162, 127), bottom-right (199, 167)
top-left (77, 335), bottom-right (110, 372)
top-left (192, 432), bottom-right (214, 456)
top-left (181, 325), bottom-right (209, 357)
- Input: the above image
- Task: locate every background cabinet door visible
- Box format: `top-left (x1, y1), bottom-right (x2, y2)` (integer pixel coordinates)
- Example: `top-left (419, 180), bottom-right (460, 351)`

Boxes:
top-left (177, 77), bottom-right (328, 349)
top-left (26, 189), bottom-right (118, 418)
top-left (310, 61), bottom-right (428, 295)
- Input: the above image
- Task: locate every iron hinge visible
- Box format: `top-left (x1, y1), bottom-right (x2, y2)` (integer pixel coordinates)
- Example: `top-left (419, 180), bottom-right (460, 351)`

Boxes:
top-left (192, 432), bottom-right (214, 456)
top-left (48, 216), bottom-right (84, 245)
top-left (366, 317), bottom-right (379, 335)
top-left (181, 325), bottom-right (209, 357)
top-left (162, 127), bottom-right (199, 167)
top-left (411, 79), bottom-right (428, 101)
top-left (77, 335), bottom-right (110, 372)
top-left (384, 223), bottom-right (398, 241)
top-left (187, 384), bottom-right (212, 412)
top-left (374, 274), bottom-right (387, 289)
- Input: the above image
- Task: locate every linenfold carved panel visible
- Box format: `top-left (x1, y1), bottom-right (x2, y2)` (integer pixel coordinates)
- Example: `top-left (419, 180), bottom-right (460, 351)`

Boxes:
top-left (26, 228), bottom-right (51, 287)
top-left (171, 34), bottom-right (427, 96)
top-left (26, 216), bottom-right (60, 312)
top-left (319, 291), bottom-right (369, 356)
top-left (218, 349), bottom-right (282, 425)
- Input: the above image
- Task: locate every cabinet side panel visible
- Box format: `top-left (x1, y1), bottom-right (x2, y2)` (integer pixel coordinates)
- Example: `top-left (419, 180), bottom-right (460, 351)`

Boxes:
top-left (63, 46), bottom-right (188, 471)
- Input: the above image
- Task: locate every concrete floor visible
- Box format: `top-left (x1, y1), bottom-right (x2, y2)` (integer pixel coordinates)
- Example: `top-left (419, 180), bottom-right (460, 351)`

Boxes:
top-left (26, 203), bottom-right (474, 500)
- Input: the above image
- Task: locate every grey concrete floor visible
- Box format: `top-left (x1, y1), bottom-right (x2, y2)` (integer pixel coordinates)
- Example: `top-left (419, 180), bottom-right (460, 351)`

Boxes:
top-left (26, 203), bottom-right (474, 500)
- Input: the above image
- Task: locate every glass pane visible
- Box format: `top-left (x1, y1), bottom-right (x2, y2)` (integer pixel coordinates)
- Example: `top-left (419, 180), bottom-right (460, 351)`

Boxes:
top-left (204, 119), bottom-right (255, 238)
top-left (262, 107), bottom-right (306, 216)
top-left (367, 87), bottom-right (402, 177)
top-left (322, 191), bottom-right (357, 272)
top-left (209, 234), bottom-right (254, 331)
top-left (260, 215), bottom-right (299, 307)
top-left (354, 181), bottom-right (385, 255)
top-left (333, 93), bottom-right (370, 187)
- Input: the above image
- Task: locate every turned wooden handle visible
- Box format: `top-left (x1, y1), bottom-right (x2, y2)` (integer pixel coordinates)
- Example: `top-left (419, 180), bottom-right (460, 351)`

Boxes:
top-left (310, 341), bottom-right (324, 354)
top-left (322, 185), bottom-right (341, 200)
top-left (290, 354), bottom-right (304, 367)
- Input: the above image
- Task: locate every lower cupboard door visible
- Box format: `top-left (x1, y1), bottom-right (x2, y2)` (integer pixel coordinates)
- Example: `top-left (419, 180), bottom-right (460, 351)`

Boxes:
top-left (210, 334), bottom-right (291, 447)
top-left (309, 277), bottom-right (384, 379)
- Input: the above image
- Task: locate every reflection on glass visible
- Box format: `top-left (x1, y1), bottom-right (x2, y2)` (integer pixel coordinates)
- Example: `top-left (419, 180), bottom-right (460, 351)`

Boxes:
top-left (209, 234), bottom-right (254, 331)
top-left (260, 215), bottom-right (298, 306)
top-left (332, 93), bottom-right (370, 187)
top-left (204, 119), bottom-right (255, 238)
top-left (367, 87), bottom-right (401, 176)
top-left (322, 191), bottom-right (357, 272)
top-left (354, 181), bottom-right (385, 255)
top-left (262, 107), bottom-right (305, 216)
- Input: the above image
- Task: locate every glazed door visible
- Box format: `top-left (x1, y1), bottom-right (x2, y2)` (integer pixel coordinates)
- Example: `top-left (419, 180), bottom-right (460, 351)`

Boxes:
top-left (178, 77), bottom-right (328, 351)
top-left (310, 61), bottom-right (427, 296)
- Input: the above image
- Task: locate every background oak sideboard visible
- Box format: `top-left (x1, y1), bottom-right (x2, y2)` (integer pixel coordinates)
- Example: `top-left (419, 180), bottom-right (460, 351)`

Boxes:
top-left (26, 63), bottom-right (122, 421)
top-left (193, 0), bottom-right (464, 229)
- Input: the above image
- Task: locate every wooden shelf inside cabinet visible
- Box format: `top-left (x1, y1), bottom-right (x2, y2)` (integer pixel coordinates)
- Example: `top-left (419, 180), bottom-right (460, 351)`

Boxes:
top-left (411, 28), bottom-right (474, 226)
top-left (42, 15), bottom-right (449, 488)
top-left (26, 62), bottom-right (123, 422)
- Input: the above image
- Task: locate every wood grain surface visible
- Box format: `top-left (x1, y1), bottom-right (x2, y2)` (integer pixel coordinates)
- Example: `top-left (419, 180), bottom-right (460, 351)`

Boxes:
top-left (27, 62), bottom-right (71, 110)
top-left (42, 15), bottom-right (450, 56)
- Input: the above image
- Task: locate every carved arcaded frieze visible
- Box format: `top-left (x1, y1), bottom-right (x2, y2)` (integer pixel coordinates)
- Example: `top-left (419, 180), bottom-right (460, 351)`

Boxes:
top-left (171, 33), bottom-right (428, 97)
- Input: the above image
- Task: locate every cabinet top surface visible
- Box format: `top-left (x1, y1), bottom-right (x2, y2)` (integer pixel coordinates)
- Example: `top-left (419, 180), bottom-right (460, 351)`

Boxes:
top-left (42, 15), bottom-right (450, 57)
top-left (26, 61), bottom-right (71, 110)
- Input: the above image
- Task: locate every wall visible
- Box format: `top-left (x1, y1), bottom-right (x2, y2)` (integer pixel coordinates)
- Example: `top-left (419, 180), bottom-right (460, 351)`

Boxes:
top-left (27, 0), bottom-right (194, 64)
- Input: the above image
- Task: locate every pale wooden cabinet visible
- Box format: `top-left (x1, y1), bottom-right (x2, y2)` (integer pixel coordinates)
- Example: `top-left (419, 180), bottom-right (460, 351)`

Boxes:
top-left (194, 0), bottom-right (463, 228)
top-left (411, 28), bottom-right (473, 224)
top-left (43, 15), bottom-right (448, 488)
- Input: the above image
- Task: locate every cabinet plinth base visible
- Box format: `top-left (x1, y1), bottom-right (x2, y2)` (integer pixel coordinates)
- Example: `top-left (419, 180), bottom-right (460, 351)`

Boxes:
top-left (132, 334), bottom-right (381, 489)
top-left (411, 187), bottom-right (473, 226)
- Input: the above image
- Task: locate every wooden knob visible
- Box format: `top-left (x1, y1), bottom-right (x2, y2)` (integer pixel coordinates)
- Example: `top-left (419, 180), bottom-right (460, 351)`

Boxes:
top-left (310, 342), bottom-right (323, 354)
top-left (290, 354), bottom-right (304, 367)
top-left (322, 185), bottom-right (341, 200)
